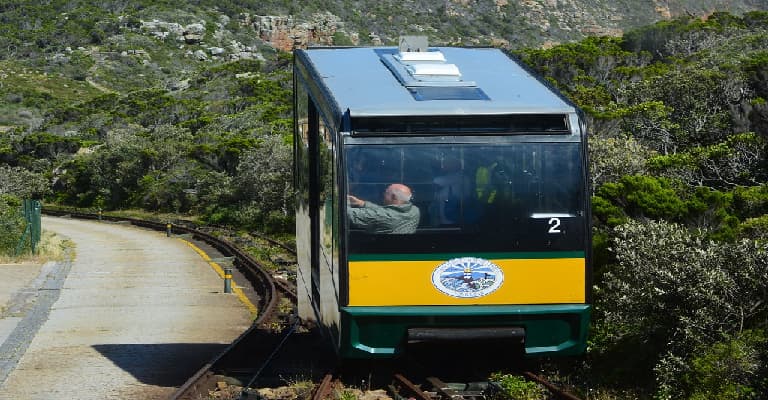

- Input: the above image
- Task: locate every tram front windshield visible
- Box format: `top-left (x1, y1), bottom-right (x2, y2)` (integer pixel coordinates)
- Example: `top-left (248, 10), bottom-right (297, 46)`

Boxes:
top-left (345, 142), bottom-right (586, 254)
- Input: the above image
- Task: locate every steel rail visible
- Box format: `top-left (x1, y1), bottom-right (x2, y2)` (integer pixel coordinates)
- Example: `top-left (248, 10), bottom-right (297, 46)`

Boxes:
top-left (521, 371), bottom-right (583, 400)
top-left (249, 230), bottom-right (296, 255)
top-left (311, 373), bottom-right (336, 400)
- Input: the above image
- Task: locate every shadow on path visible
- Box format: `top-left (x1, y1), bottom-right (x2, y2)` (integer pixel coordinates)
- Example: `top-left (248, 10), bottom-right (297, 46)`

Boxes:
top-left (93, 343), bottom-right (229, 387)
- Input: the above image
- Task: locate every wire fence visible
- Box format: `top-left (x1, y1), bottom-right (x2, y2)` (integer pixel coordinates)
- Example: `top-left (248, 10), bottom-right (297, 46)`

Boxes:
top-left (15, 199), bottom-right (41, 256)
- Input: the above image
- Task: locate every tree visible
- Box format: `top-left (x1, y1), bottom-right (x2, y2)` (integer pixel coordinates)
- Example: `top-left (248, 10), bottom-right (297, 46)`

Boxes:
top-left (615, 100), bottom-right (680, 155)
top-left (0, 165), bottom-right (50, 199)
top-left (649, 132), bottom-right (767, 188)
top-left (588, 134), bottom-right (653, 192)
top-left (236, 134), bottom-right (292, 215)
top-left (625, 66), bottom-right (749, 152)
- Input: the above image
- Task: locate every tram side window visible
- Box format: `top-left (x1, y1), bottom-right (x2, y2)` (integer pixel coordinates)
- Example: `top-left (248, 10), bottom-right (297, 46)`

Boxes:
top-left (318, 120), bottom-right (336, 258)
top-left (295, 86), bottom-right (310, 209)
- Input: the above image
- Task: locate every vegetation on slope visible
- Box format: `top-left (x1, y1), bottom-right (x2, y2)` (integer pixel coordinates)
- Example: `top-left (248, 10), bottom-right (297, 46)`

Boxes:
top-left (515, 12), bottom-right (768, 399)
top-left (0, 1), bottom-right (767, 398)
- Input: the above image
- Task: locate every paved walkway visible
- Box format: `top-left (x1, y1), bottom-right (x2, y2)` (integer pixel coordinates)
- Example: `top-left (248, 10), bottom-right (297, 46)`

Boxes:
top-left (0, 262), bottom-right (45, 358)
top-left (0, 216), bottom-right (252, 399)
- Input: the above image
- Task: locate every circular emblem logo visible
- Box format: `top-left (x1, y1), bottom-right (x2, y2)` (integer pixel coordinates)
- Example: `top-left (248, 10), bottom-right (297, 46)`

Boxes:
top-left (431, 257), bottom-right (504, 298)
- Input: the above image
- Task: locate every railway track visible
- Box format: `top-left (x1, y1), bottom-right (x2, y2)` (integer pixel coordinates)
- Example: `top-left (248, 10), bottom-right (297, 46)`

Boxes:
top-left (308, 370), bottom-right (583, 400)
top-left (42, 208), bottom-right (583, 400)
top-left (42, 209), bottom-right (330, 398)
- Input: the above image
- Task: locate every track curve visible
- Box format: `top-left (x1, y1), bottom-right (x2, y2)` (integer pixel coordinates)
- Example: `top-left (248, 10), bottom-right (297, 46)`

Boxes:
top-left (40, 208), bottom-right (300, 399)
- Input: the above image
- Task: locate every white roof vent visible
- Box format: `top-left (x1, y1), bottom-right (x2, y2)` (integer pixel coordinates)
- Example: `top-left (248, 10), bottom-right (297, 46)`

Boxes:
top-left (381, 49), bottom-right (475, 88)
top-left (407, 63), bottom-right (461, 81)
top-left (397, 51), bottom-right (446, 63)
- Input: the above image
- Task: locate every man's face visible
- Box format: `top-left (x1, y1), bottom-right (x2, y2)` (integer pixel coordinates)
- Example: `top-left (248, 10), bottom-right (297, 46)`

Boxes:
top-left (383, 187), bottom-right (396, 205)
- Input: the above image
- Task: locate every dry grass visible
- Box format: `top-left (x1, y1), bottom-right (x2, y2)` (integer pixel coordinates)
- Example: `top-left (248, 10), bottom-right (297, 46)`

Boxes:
top-left (0, 230), bottom-right (73, 264)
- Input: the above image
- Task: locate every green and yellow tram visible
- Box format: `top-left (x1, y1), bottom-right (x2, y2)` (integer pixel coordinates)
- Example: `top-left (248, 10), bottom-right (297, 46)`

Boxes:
top-left (294, 43), bottom-right (591, 358)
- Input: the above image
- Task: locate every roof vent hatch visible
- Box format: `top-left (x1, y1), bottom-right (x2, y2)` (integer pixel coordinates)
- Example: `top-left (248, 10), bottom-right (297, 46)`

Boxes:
top-left (380, 39), bottom-right (476, 88)
top-left (377, 36), bottom-right (489, 101)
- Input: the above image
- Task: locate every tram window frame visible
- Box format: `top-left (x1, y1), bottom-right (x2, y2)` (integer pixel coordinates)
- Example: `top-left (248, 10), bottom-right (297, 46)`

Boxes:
top-left (350, 114), bottom-right (570, 135)
top-left (343, 139), bottom-right (588, 255)
top-left (318, 118), bottom-right (336, 258)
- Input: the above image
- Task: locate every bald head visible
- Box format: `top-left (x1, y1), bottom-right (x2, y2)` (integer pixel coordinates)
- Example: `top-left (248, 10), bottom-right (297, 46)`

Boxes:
top-left (384, 183), bottom-right (413, 205)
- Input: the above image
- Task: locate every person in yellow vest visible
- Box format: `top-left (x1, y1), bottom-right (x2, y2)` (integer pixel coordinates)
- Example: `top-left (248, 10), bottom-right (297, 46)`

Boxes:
top-left (475, 159), bottom-right (514, 205)
top-left (474, 158), bottom-right (527, 230)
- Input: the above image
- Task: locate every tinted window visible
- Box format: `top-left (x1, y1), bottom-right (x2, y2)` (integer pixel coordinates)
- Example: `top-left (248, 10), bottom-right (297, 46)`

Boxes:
top-left (345, 142), bottom-right (586, 255)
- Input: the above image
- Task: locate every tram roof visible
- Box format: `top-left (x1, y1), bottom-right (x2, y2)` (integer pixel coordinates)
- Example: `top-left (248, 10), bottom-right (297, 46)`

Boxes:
top-left (297, 46), bottom-right (577, 119)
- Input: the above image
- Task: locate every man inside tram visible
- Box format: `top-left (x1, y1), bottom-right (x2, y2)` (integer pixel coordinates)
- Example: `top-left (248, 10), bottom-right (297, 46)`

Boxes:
top-left (347, 183), bottom-right (420, 234)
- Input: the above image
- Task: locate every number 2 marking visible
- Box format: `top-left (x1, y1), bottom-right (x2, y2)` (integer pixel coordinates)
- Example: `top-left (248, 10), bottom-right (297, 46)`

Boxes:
top-left (548, 218), bottom-right (561, 234)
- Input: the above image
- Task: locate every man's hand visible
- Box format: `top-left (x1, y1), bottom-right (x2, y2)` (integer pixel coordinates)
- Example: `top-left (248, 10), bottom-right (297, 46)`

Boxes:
top-left (348, 195), bottom-right (365, 207)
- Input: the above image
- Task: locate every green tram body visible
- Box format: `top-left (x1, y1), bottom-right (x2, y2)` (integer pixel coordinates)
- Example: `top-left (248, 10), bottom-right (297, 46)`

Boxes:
top-left (293, 46), bottom-right (591, 358)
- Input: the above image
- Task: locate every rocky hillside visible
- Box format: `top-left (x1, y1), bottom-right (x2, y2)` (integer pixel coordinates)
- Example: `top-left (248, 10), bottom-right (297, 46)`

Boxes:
top-left (3, 1), bottom-right (768, 62)
top-left (246, 0), bottom-right (768, 50)
top-left (1, 0), bottom-right (767, 130)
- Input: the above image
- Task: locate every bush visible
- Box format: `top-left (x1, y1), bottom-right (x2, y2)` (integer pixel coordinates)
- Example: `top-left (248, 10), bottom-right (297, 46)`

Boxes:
top-left (596, 175), bottom-right (688, 221)
top-left (732, 184), bottom-right (768, 219)
top-left (489, 373), bottom-right (546, 400)
top-left (685, 330), bottom-right (766, 400)
top-left (736, 215), bottom-right (768, 240)
top-left (589, 135), bottom-right (652, 192)
top-left (595, 220), bottom-right (768, 398)
top-left (594, 175), bottom-right (741, 239)
top-left (0, 195), bottom-right (25, 256)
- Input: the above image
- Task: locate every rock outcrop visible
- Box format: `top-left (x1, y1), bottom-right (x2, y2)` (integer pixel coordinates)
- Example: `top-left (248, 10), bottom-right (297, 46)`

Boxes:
top-left (243, 12), bottom-right (346, 52)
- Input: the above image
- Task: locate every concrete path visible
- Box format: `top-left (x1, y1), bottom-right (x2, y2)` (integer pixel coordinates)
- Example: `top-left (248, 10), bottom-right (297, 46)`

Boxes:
top-left (0, 216), bottom-right (252, 400)
top-left (0, 262), bottom-right (44, 356)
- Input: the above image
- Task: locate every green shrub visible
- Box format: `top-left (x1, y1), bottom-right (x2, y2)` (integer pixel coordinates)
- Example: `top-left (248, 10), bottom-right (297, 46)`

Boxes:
top-left (732, 185), bottom-right (768, 219)
top-left (0, 195), bottom-right (25, 256)
top-left (598, 220), bottom-right (768, 398)
top-left (596, 175), bottom-right (688, 221)
top-left (332, 31), bottom-right (355, 46)
top-left (591, 195), bottom-right (627, 227)
top-left (489, 373), bottom-right (546, 400)
top-left (736, 215), bottom-right (768, 240)
top-left (685, 330), bottom-right (766, 400)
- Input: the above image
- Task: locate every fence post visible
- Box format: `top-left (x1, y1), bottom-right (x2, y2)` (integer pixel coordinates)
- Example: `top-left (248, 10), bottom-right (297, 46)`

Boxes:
top-left (15, 199), bottom-right (41, 256)
top-left (224, 267), bottom-right (232, 293)
top-left (31, 200), bottom-right (40, 254)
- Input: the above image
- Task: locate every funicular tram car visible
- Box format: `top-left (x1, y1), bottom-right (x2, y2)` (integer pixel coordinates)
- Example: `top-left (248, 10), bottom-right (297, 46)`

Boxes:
top-left (293, 41), bottom-right (591, 359)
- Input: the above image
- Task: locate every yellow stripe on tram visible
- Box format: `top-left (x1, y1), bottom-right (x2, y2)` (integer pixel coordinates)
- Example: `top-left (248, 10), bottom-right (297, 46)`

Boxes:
top-left (348, 258), bottom-right (586, 306)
